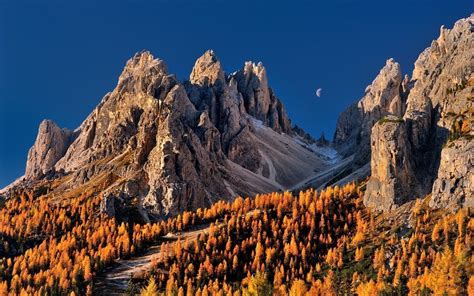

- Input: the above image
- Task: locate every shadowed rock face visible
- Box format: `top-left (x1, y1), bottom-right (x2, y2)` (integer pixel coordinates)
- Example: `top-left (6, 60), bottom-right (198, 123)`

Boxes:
top-left (17, 50), bottom-right (325, 220)
top-left (363, 15), bottom-right (474, 211)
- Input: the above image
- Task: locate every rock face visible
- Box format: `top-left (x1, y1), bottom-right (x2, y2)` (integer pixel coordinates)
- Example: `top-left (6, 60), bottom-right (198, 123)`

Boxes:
top-left (363, 15), bottom-right (474, 211)
top-left (430, 138), bottom-right (474, 210)
top-left (334, 59), bottom-right (405, 166)
top-left (15, 50), bottom-right (329, 220)
top-left (364, 116), bottom-right (419, 210)
top-left (25, 120), bottom-right (73, 179)
top-left (231, 61), bottom-right (291, 133)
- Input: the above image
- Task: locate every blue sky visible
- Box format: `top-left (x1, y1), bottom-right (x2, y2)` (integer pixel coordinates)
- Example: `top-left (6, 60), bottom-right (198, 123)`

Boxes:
top-left (0, 0), bottom-right (471, 187)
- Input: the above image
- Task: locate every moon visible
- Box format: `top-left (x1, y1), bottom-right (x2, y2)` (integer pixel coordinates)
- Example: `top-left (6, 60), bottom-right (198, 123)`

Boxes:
top-left (316, 88), bottom-right (322, 98)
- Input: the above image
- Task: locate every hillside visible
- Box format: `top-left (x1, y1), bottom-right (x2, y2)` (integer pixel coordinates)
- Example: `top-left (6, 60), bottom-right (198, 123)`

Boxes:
top-left (0, 182), bottom-right (472, 295)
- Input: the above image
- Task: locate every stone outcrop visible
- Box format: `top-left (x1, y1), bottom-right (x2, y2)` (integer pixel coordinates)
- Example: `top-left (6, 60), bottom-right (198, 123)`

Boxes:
top-left (231, 62), bottom-right (292, 133)
top-left (364, 116), bottom-right (419, 210)
top-left (334, 59), bottom-right (405, 165)
top-left (430, 138), bottom-right (473, 210)
top-left (25, 120), bottom-right (73, 179)
top-left (190, 50), bottom-right (225, 88)
top-left (364, 15), bottom-right (473, 211)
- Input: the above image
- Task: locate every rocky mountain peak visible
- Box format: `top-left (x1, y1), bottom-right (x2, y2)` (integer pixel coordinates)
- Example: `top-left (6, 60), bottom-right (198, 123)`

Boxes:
top-left (115, 50), bottom-right (171, 97)
top-left (120, 51), bottom-right (168, 80)
top-left (363, 15), bottom-right (473, 211)
top-left (229, 60), bottom-right (291, 133)
top-left (25, 119), bottom-right (73, 179)
top-left (333, 58), bottom-right (405, 167)
top-left (190, 49), bottom-right (225, 87)
top-left (12, 50), bottom-right (327, 220)
top-left (358, 58), bottom-right (402, 114)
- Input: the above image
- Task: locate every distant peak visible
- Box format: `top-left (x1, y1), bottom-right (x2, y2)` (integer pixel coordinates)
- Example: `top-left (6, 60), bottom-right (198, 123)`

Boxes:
top-left (129, 50), bottom-right (156, 66)
top-left (384, 58), bottom-right (400, 69)
top-left (38, 119), bottom-right (71, 134)
top-left (204, 49), bottom-right (217, 58)
top-left (244, 61), bottom-right (265, 74)
top-left (376, 58), bottom-right (401, 82)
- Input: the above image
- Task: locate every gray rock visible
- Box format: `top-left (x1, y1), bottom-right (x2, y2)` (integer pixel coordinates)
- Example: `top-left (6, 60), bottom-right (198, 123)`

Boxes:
top-left (14, 50), bottom-right (322, 221)
top-left (25, 119), bottom-right (73, 179)
top-left (363, 15), bottom-right (474, 211)
top-left (231, 61), bottom-right (292, 133)
top-left (334, 58), bottom-right (405, 166)
top-left (430, 138), bottom-right (474, 211)
top-left (364, 116), bottom-right (418, 211)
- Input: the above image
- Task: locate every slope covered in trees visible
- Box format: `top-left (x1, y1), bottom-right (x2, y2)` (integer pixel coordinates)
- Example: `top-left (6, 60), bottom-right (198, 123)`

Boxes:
top-left (137, 184), bottom-right (473, 295)
top-left (0, 183), bottom-right (230, 295)
top-left (0, 181), bottom-right (472, 295)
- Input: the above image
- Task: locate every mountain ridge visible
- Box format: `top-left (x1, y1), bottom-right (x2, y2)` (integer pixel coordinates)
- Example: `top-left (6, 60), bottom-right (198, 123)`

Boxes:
top-left (1, 50), bottom-right (334, 221)
top-left (1, 14), bottom-right (473, 218)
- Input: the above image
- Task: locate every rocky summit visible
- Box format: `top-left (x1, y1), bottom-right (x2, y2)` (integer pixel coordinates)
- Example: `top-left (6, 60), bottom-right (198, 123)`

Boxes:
top-left (335, 15), bottom-right (473, 211)
top-left (6, 50), bottom-right (333, 221)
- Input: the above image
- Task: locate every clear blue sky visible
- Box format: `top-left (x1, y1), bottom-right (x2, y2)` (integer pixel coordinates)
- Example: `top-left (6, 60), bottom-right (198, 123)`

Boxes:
top-left (0, 0), bottom-right (471, 187)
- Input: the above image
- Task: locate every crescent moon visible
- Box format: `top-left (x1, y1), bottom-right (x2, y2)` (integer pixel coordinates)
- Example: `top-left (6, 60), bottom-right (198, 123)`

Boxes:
top-left (316, 88), bottom-right (322, 97)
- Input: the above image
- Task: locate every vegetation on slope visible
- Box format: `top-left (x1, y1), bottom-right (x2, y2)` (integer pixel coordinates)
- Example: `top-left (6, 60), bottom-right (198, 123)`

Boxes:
top-left (0, 186), bottom-right (230, 295)
top-left (137, 184), bottom-right (473, 295)
top-left (0, 181), bottom-right (472, 295)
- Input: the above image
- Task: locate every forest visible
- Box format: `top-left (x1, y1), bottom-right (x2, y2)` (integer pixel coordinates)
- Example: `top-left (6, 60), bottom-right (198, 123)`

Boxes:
top-left (0, 181), bottom-right (472, 295)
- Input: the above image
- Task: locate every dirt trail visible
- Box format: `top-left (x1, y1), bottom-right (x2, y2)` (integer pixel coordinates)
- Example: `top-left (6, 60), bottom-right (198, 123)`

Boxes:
top-left (94, 210), bottom-right (260, 295)
top-left (94, 224), bottom-right (211, 295)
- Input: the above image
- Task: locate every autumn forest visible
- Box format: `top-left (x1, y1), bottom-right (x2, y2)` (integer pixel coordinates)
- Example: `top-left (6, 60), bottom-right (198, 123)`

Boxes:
top-left (0, 181), bottom-right (472, 295)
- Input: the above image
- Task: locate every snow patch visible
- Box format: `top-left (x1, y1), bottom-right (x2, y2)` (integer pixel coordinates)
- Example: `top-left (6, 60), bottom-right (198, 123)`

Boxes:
top-left (251, 118), bottom-right (265, 129)
top-left (293, 137), bottom-right (341, 164)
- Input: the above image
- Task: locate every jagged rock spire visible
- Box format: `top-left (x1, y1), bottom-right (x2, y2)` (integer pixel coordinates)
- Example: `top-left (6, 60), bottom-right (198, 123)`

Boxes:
top-left (364, 15), bottom-right (474, 211)
top-left (25, 120), bottom-right (73, 179)
top-left (190, 50), bottom-right (225, 87)
top-left (333, 58), bottom-right (404, 164)
top-left (16, 49), bottom-right (320, 220)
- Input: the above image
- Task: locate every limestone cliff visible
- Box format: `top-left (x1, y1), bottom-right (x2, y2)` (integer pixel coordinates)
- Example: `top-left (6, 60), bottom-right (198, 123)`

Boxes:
top-left (363, 116), bottom-right (420, 211)
top-left (334, 59), bottom-right (406, 166)
top-left (363, 15), bottom-right (474, 211)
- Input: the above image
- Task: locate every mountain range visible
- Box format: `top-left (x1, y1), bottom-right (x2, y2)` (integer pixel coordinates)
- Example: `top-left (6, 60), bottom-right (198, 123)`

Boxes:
top-left (1, 14), bottom-right (473, 220)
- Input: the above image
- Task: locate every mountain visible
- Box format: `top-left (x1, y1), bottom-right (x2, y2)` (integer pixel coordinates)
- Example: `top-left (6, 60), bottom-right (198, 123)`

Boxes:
top-left (1, 50), bottom-right (334, 220)
top-left (364, 15), bottom-right (473, 211)
top-left (1, 15), bottom-right (472, 220)
top-left (332, 15), bottom-right (473, 212)
top-left (0, 13), bottom-right (473, 296)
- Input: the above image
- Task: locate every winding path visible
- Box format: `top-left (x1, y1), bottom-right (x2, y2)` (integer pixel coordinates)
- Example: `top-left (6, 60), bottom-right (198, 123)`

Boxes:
top-left (94, 224), bottom-right (211, 295)
top-left (94, 210), bottom-right (260, 295)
